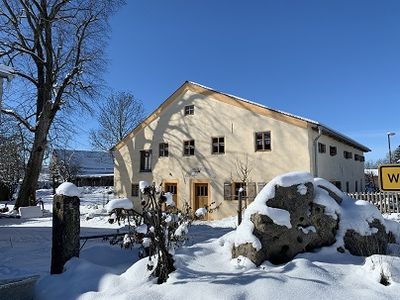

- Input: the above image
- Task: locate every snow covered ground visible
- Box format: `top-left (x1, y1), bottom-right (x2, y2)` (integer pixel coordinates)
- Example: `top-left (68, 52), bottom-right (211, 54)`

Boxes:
top-left (1, 187), bottom-right (400, 299)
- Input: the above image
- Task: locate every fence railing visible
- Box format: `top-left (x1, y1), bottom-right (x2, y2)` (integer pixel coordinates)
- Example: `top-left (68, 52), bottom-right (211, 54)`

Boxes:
top-left (346, 192), bottom-right (400, 214)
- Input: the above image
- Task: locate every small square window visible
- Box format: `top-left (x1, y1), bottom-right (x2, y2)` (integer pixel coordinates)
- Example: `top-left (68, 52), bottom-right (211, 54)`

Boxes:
top-left (159, 143), bottom-right (169, 157)
top-left (131, 183), bottom-right (139, 197)
top-left (255, 131), bottom-right (271, 151)
top-left (183, 140), bottom-right (195, 156)
top-left (344, 151), bottom-right (352, 159)
top-left (184, 105), bottom-right (194, 115)
top-left (318, 143), bottom-right (326, 153)
top-left (212, 137), bottom-right (225, 154)
top-left (330, 146), bottom-right (337, 156)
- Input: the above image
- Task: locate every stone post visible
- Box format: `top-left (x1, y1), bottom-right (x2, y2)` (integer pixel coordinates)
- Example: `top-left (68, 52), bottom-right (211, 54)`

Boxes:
top-left (50, 194), bottom-right (80, 274)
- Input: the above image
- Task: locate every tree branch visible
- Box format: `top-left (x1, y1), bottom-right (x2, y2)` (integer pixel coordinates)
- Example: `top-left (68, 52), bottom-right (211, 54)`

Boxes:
top-left (1, 108), bottom-right (36, 132)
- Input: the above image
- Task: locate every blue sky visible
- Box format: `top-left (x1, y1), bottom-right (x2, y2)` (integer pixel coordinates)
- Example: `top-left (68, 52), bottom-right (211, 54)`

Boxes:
top-left (77, 0), bottom-right (400, 162)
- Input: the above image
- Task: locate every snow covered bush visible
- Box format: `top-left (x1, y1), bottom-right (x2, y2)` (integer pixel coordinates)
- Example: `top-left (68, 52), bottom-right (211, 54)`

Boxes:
top-left (104, 182), bottom-right (193, 283)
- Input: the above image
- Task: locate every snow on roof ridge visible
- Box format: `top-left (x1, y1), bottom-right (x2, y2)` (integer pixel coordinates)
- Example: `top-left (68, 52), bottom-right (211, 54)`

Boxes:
top-left (187, 81), bottom-right (370, 152)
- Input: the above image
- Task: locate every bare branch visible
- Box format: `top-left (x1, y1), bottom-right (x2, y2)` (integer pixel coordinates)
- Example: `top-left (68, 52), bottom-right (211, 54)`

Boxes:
top-left (1, 108), bottom-right (36, 132)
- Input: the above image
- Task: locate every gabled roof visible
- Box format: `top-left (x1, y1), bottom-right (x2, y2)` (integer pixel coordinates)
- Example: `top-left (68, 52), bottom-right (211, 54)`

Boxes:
top-left (52, 149), bottom-right (114, 176)
top-left (113, 81), bottom-right (370, 152)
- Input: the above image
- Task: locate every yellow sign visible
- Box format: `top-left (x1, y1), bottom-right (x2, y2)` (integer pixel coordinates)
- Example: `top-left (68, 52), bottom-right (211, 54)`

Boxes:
top-left (379, 165), bottom-right (400, 191)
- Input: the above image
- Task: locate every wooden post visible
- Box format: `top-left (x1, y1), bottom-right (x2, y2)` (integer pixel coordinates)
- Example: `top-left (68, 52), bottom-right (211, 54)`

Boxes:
top-left (51, 194), bottom-right (80, 274)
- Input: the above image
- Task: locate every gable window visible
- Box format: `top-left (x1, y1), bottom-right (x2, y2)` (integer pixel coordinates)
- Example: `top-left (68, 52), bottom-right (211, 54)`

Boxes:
top-left (344, 151), bottom-right (352, 159)
top-left (212, 137), bottom-right (225, 154)
top-left (140, 150), bottom-right (152, 172)
top-left (330, 146), bottom-right (337, 156)
top-left (255, 131), bottom-right (271, 151)
top-left (318, 143), bottom-right (326, 153)
top-left (159, 143), bottom-right (169, 157)
top-left (131, 183), bottom-right (139, 197)
top-left (183, 140), bottom-right (195, 156)
top-left (184, 105), bottom-right (194, 115)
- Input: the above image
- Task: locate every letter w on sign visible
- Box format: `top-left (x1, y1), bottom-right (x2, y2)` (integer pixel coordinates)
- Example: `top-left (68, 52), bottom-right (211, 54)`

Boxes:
top-left (379, 165), bottom-right (400, 191)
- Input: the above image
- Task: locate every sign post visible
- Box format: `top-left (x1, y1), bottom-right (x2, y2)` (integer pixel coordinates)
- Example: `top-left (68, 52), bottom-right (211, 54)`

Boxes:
top-left (379, 165), bottom-right (400, 192)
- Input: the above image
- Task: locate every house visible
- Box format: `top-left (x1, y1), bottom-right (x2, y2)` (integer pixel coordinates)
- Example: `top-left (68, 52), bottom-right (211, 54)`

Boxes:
top-left (51, 149), bottom-right (114, 187)
top-left (112, 81), bottom-right (370, 220)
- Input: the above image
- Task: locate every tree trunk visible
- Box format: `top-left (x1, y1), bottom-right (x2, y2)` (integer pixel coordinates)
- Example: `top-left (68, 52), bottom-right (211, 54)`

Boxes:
top-left (14, 118), bottom-right (51, 209)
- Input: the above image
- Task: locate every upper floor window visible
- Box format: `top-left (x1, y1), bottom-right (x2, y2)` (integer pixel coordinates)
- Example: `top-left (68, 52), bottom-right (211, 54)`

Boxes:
top-left (330, 146), bottom-right (337, 156)
top-left (183, 140), bottom-right (195, 156)
top-left (159, 143), bottom-right (169, 157)
top-left (318, 142), bottom-right (326, 153)
top-left (255, 131), bottom-right (271, 151)
top-left (344, 151), bottom-right (352, 159)
top-left (140, 150), bottom-right (152, 172)
top-left (184, 105), bottom-right (194, 115)
top-left (212, 137), bottom-right (225, 154)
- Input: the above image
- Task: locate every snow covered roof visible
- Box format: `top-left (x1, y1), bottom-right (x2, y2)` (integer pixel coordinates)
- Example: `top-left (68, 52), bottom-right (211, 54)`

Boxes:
top-left (52, 149), bottom-right (114, 176)
top-left (365, 169), bottom-right (378, 176)
top-left (113, 81), bottom-right (370, 152)
top-left (0, 64), bottom-right (14, 80)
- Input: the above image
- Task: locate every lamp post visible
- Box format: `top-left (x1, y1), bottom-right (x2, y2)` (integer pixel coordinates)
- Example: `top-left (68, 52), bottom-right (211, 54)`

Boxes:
top-left (387, 132), bottom-right (396, 164)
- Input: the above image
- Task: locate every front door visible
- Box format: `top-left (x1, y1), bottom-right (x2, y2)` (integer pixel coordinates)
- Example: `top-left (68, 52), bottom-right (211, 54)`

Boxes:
top-left (194, 183), bottom-right (208, 210)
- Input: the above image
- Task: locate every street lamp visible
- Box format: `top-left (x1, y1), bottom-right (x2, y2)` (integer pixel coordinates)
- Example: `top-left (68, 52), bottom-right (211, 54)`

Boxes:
top-left (387, 132), bottom-right (396, 164)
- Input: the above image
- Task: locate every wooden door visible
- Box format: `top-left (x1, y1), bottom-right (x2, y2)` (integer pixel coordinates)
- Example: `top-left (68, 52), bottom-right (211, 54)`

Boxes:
top-left (194, 183), bottom-right (208, 210)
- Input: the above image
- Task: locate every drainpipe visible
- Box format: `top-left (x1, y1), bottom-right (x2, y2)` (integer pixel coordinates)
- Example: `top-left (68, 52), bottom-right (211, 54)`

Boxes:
top-left (313, 126), bottom-right (323, 177)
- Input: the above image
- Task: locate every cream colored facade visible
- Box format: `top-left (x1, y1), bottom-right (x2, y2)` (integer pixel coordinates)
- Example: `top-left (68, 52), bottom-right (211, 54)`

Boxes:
top-left (113, 82), bottom-right (369, 220)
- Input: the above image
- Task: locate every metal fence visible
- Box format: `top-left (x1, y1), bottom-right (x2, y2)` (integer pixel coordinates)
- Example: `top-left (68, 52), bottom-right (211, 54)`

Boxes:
top-left (347, 192), bottom-right (400, 214)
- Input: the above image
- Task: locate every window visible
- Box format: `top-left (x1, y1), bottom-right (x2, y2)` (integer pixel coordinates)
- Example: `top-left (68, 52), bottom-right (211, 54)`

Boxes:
top-left (318, 143), bottom-right (326, 153)
top-left (159, 143), bottom-right (169, 157)
top-left (343, 151), bottom-right (352, 159)
top-left (346, 181), bottom-right (349, 193)
top-left (195, 184), bottom-right (208, 197)
top-left (131, 183), bottom-right (139, 197)
top-left (330, 146), bottom-right (337, 156)
top-left (224, 182), bottom-right (232, 200)
top-left (255, 131), bottom-right (271, 151)
top-left (183, 140), bottom-right (195, 156)
top-left (234, 182), bottom-right (246, 200)
top-left (140, 150), bottom-right (152, 172)
top-left (212, 137), bottom-right (225, 154)
top-left (355, 181), bottom-right (358, 192)
top-left (184, 105), bottom-right (194, 115)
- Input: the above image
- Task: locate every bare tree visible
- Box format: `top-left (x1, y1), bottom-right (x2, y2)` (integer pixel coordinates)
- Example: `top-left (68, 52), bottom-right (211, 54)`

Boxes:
top-left (0, 118), bottom-right (24, 200)
top-left (90, 91), bottom-right (145, 151)
top-left (0, 0), bottom-right (123, 208)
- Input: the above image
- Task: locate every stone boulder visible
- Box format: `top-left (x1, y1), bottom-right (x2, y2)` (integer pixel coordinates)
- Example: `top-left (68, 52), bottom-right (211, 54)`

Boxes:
top-left (231, 172), bottom-right (395, 266)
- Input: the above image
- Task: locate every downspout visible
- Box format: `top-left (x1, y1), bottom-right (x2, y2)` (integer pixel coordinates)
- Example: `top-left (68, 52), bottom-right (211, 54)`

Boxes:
top-left (313, 126), bottom-right (323, 177)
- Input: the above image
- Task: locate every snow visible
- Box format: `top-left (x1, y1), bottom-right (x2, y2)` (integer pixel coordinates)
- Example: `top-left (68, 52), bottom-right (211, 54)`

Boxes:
top-left (195, 207), bottom-right (207, 217)
top-left (55, 182), bottom-right (80, 197)
top-left (139, 180), bottom-right (150, 192)
top-left (164, 192), bottom-right (175, 206)
top-left (2, 182), bottom-right (400, 299)
top-left (104, 198), bottom-right (133, 213)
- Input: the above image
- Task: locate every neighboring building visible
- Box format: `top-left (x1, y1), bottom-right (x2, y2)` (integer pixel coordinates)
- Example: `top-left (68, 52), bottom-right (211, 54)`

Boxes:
top-left (51, 149), bottom-right (114, 187)
top-left (113, 81), bottom-right (370, 220)
top-left (0, 64), bottom-right (13, 107)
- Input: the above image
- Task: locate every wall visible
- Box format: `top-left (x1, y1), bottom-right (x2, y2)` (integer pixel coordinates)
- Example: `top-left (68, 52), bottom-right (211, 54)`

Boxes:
top-left (114, 86), bottom-right (312, 219)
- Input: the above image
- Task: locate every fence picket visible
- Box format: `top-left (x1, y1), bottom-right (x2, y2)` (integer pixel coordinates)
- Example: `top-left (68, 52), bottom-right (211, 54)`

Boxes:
top-left (346, 191), bottom-right (400, 214)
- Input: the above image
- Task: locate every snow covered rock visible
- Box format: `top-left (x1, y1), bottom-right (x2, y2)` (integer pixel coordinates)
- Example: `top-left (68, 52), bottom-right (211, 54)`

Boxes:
top-left (231, 172), bottom-right (399, 266)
